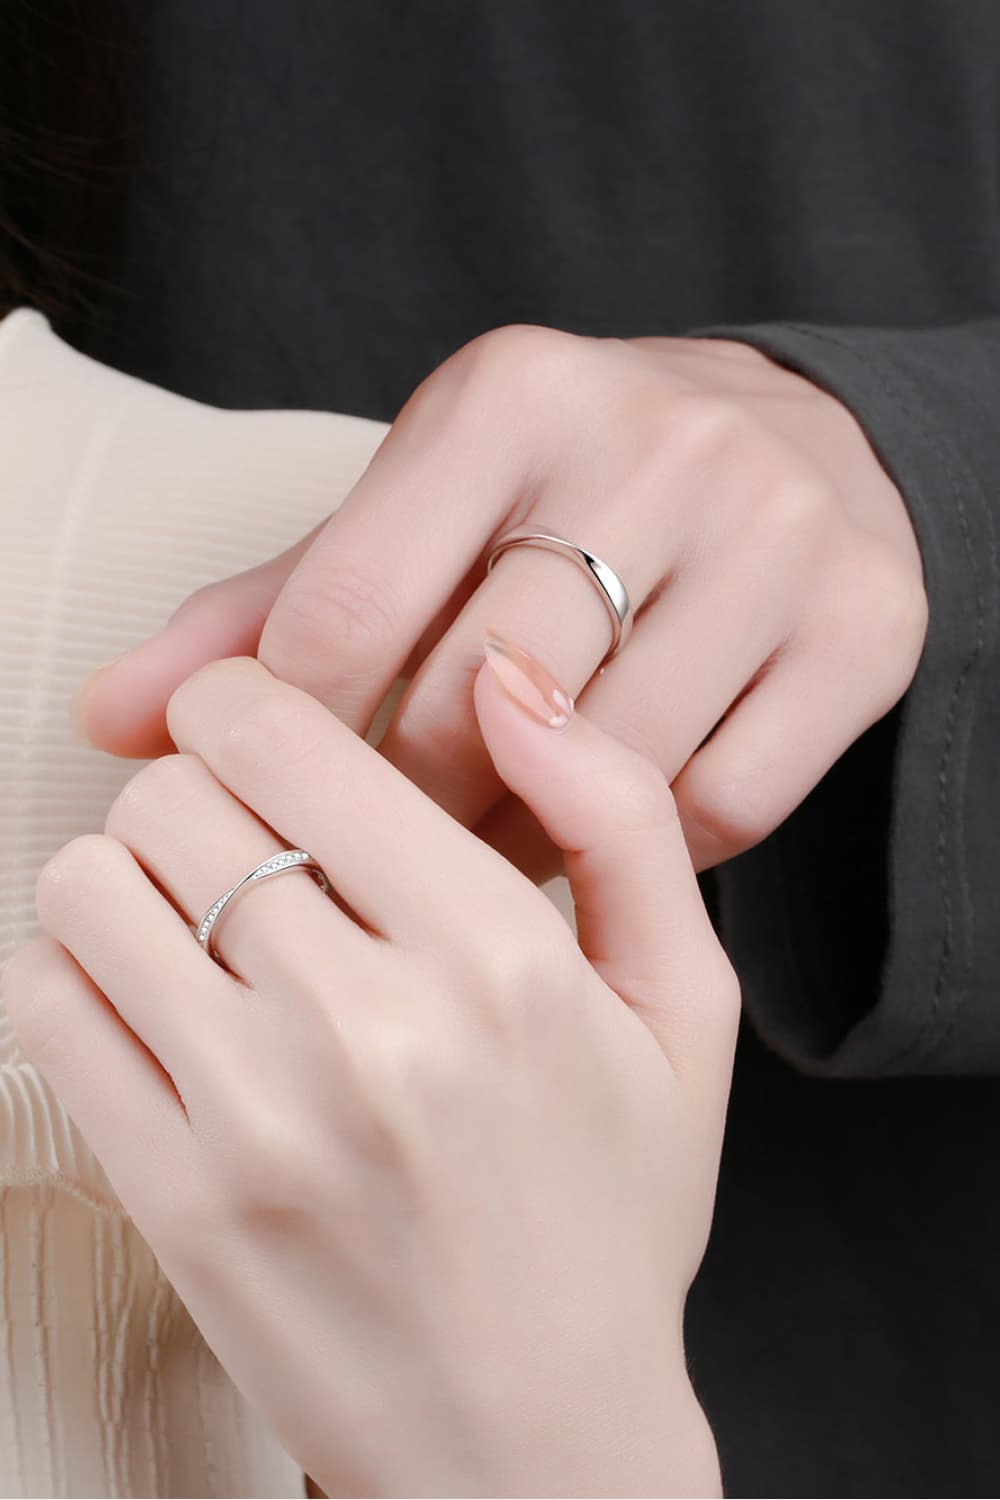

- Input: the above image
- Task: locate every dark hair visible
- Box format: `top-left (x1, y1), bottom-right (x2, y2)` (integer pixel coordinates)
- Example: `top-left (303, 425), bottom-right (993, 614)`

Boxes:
top-left (0, 0), bottom-right (140, 325)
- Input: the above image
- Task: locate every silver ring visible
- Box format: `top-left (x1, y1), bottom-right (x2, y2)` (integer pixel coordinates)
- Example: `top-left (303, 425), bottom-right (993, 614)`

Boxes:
top-left (485, 527), bottom-right (633, 660)
top-left (194, 849), bottom-right (331, 964)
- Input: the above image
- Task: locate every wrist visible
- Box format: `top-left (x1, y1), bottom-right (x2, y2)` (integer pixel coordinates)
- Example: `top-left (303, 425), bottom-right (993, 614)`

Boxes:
top-left (480, 1368), bottom-right (721, 1499)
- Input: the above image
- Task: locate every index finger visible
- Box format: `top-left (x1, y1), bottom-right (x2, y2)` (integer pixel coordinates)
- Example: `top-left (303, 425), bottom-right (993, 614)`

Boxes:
top-left (257, 342), bottom-right (530, 731)
top-left (165, 656), bottom-right (528, 952)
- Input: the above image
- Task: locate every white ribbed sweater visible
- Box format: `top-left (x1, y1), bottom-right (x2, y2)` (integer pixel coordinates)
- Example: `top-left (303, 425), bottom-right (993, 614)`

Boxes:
top-left (0, 309), bottom-right (389, 1498)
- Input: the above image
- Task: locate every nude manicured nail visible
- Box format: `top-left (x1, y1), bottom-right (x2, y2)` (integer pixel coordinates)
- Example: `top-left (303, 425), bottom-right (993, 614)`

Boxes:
top-left (483, 632), bottom-right (574, 729)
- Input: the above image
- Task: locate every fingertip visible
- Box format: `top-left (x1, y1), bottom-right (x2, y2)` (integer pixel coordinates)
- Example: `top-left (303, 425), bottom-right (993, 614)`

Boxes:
top-left (472, 655), bottom-right (567, 785)
top-left (164, 653), bottom-right (265, 746)
top-left (71, 646), bottom-right (178, 759)
top-left (482, 632), bottom-right (574, 728)
top-left (70, 663), bottom-right (111, 748)
top-left (474, 635), bottom-right (576, 795)
top-left (76, 566), bottom-right (276, 759)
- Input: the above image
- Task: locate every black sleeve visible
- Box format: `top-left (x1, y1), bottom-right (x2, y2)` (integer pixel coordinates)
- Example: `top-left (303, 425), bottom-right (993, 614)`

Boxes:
top-left (695, 320), bottom-right (1000, 1078)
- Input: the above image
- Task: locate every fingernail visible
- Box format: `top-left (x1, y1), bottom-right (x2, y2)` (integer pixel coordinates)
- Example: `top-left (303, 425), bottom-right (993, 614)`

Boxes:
top-left (483, 631), bottom-right (574, 729)
top-left (69, 654), bottom-right (126, 746)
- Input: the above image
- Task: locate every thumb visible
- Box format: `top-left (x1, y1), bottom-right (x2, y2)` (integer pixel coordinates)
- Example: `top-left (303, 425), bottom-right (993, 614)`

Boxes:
top-left (73, 536), bottom-right (314, 758)
top-left (473, 632), bottom-right (739, 1081)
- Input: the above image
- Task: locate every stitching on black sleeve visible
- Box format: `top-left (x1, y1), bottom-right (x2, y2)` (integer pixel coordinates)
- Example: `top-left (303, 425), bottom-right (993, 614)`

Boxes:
top-left (782, 322), bottom-right (991, 1069)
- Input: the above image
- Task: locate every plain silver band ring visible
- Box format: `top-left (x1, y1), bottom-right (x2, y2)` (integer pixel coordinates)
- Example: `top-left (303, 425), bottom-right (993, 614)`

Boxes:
top-left (194, 850), bottom-right (331, 964)
top-left (485, 528), bottom-right (633, 659)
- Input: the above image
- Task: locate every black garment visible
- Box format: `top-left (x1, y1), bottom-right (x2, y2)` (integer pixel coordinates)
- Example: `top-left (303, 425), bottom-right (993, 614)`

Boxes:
top-left (64, 2), bottom-right (1000, 1494)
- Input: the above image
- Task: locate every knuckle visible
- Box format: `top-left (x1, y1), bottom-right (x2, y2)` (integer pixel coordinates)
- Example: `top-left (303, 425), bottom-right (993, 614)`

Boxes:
top-left (868, 614), bottom-right (929, 716)
top-left (707, 952), bottom-right (743, 1032)
top-left (213, 1096), bottom-right (320, 1235)
top-left (868, 559), bottom-right (930, 662)
top-left (464, 321), bottom-right (572, 371)
top-left (696, 951), bottom-right (744, 1071)
top-left (222, 690), bottom-right (324, 778)
top-left (673, 946), bottom-right (743, 1067)
top-left (105, 754), bottom-right (202, 839)
top-left (450, 323), bottom-right (586, 403)
top-left (167, 656), bottom-right (259, 729)
top-left (356, 992), bottom-right (516, 1138)
top-left (666, 390), bottom-right (746, 463)
top-left (35, 834), bottom-right (125, 926)
top-left (466, 913), bottom-right (571, 1031)
top-left (756, 475), bottom-right (833, 544)
top-left (822, 550), bottom-right (930, 705)
top-left (363, 1013), bottom-right (456, 1102)
top-left (613, 755), bottom-right (680, 839)
top-left (169, 576), bottom-right (224, 620)
top-left (400, 323), bottom-right (593, 447)
top-left (481, 914), bottom-right (553, 986)
top-left (682, 768), bottom-right (773, 860)
top-left (272, 564), bottom-right (400, 665)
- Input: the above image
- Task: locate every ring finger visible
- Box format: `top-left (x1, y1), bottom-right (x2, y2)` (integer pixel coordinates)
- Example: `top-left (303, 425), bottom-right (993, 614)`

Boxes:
top-left (474, 551), bottom-right (799, 880)
top-left (104, 752), bottom-right (379, 996)
top-left (32, 831), bottom-right (235, 1098)
top-left (376, 500), bottom-right (671, 826)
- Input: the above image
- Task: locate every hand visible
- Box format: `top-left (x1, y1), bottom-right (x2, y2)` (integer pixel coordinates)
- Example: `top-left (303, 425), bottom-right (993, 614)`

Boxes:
top-left (76, 327), bottom-right (929, 880)
top-left (4, 643), bottom-right (738, 1498)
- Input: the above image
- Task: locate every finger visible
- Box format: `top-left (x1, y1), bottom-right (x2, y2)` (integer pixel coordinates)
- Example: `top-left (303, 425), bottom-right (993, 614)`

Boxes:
top-left (377, 440), bottom-right (821, 836)
top-left (375, 518), bottom-right (667, 824)
top-left (31, 833), bottom-right (237, 1096)
top-left (166, 657), bottom-right (525, 952)
top-left (473, 633), bottom-right (740, 1083)
top-left (74, 530), bottom-right (318, 758)
top-left (105, 753), bottom-right (379, 994)
top-left (257, 342), bottom-right (536, 730)
top-left (465, 554), bottom-right (793, 882)
top-left (672, 630), bottom-right (911, 871)
top-left (0, 936), bottom-right (190, 1184)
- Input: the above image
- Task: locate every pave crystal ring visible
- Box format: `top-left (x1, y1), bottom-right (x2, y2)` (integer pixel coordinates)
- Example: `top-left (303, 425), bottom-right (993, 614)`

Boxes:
top-left (194, 850), bottom-right (331, 964)
top-left (485, 527), bottom-right (634, 661)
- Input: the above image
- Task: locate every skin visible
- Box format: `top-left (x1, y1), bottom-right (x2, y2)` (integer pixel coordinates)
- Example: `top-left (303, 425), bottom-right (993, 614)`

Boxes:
top-left (76, 328), bottom-right (930, 880)
top-left (4, 325), bottom-right (930, 1490)
top-left (3, 647), bottom-right (739, 1497)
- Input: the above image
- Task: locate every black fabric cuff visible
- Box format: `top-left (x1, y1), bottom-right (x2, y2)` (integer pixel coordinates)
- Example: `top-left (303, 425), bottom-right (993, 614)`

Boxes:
top-left (693, 320), bottom-right (1000, 1077)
